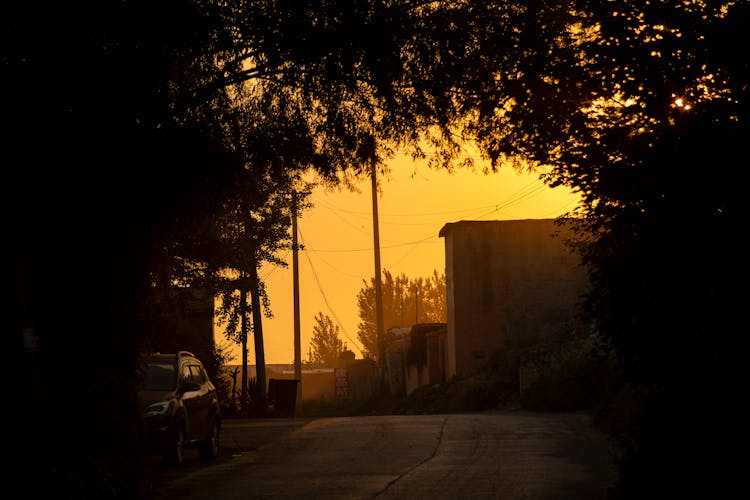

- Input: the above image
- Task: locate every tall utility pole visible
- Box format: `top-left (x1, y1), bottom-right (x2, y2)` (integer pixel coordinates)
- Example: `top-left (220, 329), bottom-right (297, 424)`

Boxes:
top-left (292, 190), bottom-right (301, 381)
top-left (371, 163), bottom-right (385, 376)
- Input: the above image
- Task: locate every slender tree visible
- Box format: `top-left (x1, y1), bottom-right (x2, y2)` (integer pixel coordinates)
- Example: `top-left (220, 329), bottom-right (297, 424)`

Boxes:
top-left (308, 312), bottom-right (346, 368)
top-left (212, 178), bottom-right (311, 407)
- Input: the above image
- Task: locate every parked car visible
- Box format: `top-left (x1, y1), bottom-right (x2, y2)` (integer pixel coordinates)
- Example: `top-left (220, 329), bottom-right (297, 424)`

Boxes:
top-left (137, 351), bottom-right (221, 465)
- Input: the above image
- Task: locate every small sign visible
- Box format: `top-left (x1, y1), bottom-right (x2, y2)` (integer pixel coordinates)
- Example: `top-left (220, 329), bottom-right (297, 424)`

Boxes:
top-left (334, 368), bottom-right (349, 400)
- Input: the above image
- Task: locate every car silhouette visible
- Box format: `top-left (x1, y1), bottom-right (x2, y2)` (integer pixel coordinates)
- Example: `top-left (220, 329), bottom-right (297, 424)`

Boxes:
top-left (138, 351), bottom-right (221, 465)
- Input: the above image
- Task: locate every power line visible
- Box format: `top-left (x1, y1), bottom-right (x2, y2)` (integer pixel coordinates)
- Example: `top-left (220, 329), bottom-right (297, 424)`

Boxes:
top-left (302, 246), bottom-right (369, 279)
top-left (387, 239), bottom-right (422, 269)
top-left (313, 197), bottom-right (502, 218)
top-left (311, 178), bottom-right (547, 219)
top-left (468, 184), bottom-right (549, 220)
top-left (303, 178), bottom-right (557, 254)
top-left (544, 199), bottom-right (581, 217)
top-left (306, 184), bottom-right (553, 250)
top-left (298, 227), bottom-right (364, 355)
top-left (317, 201), bottom-right (372, 233)
top-left (259, 250), bottom-right (290, 281)
top-left (303, 233), bottom-right (441, 253)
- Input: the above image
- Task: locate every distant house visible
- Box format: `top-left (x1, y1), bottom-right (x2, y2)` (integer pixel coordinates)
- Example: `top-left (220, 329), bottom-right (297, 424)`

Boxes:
top-left (439, 219), bottom-right (589, 378)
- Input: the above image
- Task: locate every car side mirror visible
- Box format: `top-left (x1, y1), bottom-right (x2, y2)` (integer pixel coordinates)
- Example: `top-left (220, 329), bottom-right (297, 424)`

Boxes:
top-left (181, 381), bottom-right (201, 393)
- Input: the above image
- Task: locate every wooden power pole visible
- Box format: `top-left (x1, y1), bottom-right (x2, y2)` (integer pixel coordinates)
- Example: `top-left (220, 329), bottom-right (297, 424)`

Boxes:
top-left (371, 163), bottom-right (385, 378)
top-left (292, 190), bottom-right (302, 381)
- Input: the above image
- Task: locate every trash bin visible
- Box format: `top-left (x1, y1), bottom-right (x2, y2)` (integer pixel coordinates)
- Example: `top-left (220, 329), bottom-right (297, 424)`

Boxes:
top-left (268, 378), bottom-right (300, 417)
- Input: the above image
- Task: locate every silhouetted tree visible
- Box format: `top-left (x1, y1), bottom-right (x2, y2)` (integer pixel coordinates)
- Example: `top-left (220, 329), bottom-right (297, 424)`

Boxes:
top-left (210, 170), bottom-right (308, 409)
top-left (357, 270), bottom-right (446, 360)
top-left (383, 2), bottom-right (748, 497)
top-left (308, 312), bottom-right (346, 368)
top-left (10, 1), bottom-right (747, 497)
top-left (5, 2), bottom-right (241, 497)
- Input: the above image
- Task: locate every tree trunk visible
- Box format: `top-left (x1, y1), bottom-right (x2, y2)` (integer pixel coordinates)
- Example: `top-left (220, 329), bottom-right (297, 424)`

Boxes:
top-left (240, 283), bottom-right (249, 417)
top-left (249, 255), bottom-right (267, 402)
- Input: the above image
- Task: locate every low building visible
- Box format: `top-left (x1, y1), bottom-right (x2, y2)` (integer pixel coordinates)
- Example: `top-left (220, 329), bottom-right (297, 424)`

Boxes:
top-left (439, 219), bottom-right (589, 378)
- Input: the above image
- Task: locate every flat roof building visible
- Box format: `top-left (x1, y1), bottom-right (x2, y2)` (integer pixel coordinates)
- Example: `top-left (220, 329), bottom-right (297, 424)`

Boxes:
top-left (439, 219), bottom-right (589, 377)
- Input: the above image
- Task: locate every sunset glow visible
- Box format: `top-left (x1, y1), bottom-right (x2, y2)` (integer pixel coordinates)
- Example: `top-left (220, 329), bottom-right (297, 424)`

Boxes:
top-left (216, 154), bottom-right (581, 363)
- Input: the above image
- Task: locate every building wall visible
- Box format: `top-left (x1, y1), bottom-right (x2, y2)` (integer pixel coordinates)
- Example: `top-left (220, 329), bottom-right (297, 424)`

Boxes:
top-left (440, 219), bottom-right (588, 377)
top-left (267, 359), bottom-right (378, 404)
top-left (383, 323), bottom-right (447, 396)
top-left (343, 359), bottom-right (378, 401)
top-left (384, 330), bottom-right (408, 396)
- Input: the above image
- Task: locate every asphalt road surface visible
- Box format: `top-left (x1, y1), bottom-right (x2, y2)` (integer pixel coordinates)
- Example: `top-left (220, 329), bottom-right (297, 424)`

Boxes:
top-left (149, 410), bottom-right (617, 500)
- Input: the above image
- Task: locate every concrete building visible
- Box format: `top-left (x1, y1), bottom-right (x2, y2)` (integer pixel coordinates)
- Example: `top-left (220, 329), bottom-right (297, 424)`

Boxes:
top-left (439, 219), bottom-right (589, 378)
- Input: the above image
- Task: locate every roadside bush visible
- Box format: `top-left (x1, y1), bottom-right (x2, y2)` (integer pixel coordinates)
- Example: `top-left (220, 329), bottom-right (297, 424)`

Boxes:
top-left (436, 373), bottom-right (516, 413)
top-left (519, 336), bottom-right (616, 412)
top-left (390, 351), bottom-right (519, 415)
top-left (292, 334), bottom-right (616, 418)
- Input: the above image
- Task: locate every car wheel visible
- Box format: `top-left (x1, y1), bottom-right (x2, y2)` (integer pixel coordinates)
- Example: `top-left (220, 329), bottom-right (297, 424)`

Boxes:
top-left (163, 427), bottom-right (185, 466)
top-left (198, 419), bottom-right (220, 460)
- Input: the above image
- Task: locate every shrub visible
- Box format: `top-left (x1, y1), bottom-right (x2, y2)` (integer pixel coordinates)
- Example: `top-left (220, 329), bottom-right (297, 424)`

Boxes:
top-left (519, 336), bottom-right (617, 412)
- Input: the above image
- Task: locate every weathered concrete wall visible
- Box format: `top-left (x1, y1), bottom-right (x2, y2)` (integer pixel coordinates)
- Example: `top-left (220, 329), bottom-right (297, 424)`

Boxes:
top-left (384, 331), bottom-right (408, 396)
top-left (271, 360), bottom-right (379, 404)
top-left (301, 370), bottom-right (336, 402)
top-left (440, 219), bottom-right (588, 377)
top-left (383, 323), bottom-right (447, 396)
top-left (343, 359), bottom-right (378, 401)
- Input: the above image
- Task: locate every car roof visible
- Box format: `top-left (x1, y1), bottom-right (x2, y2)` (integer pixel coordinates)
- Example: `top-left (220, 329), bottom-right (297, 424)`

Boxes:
top-left (144, 351), bottom-right (198, 363)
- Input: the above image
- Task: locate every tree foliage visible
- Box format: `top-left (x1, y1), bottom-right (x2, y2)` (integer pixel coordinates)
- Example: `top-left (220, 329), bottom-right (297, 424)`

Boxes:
top-left (357, 269), bottom-right (446, 360)
top-left (386, 2), bottom-right (748, 496)
top-left (307, 312), bottom-right (346, 368)
top-left (4, 1), bottom-right (413, 496)
top-left (8, 1), bottom-right (748, 497)
top-left (5, 2), bottom-right (243, 497)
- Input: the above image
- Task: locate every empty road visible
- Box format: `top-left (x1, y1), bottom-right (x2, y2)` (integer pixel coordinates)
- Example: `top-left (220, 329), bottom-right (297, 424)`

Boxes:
top-left (153, 410), bottom-right (616, 499)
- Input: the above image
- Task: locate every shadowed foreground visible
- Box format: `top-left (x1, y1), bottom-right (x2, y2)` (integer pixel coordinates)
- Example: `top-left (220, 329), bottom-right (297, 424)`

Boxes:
top-left (156, 411), bottom-right (615, 500)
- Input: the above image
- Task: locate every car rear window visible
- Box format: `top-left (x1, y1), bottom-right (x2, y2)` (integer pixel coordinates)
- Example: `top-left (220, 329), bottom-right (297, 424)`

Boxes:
top-left (143, 361), bottom-right (176, 391)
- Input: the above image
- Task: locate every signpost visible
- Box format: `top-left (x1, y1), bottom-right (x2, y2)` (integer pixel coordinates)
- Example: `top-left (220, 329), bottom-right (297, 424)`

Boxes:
top-left (334, 368), bottom-right (350, 401)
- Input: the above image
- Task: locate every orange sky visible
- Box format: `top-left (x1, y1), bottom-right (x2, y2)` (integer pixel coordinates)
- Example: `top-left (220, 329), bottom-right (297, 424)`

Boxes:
top-left (214, 153), bottom-right (580, 364)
